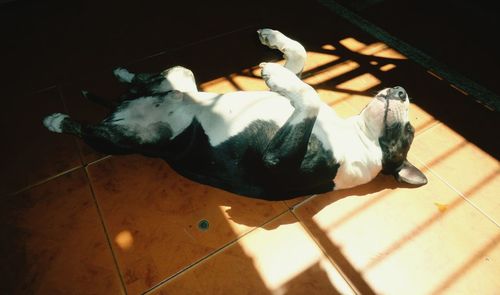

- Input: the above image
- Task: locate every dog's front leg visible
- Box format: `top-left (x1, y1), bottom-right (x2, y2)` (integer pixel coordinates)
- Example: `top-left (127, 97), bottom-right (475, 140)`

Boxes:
top-left (259, 63), bottom-right (320, 171)
top-left (258, 29), bottom-right (307, 76)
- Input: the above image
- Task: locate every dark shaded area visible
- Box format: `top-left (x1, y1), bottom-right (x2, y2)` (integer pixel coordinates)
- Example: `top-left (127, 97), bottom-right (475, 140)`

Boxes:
top-left (1, 0), bottom-right (499, 294)
top-left (335, 0), bottom-right (500, 96)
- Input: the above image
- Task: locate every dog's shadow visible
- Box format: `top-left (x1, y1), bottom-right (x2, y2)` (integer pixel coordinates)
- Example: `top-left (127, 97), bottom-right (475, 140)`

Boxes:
top-left (223, 173), bottom-right (419, 230)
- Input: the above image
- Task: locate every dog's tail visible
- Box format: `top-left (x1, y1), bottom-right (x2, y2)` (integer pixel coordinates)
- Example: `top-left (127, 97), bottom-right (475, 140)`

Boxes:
top-left (43, 113), bottom-right (83, 136)
top-left (113, 67), bottom-right (135, 83)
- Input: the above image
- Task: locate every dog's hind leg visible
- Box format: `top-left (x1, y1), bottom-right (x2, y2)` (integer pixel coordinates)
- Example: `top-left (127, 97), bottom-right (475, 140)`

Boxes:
top-left (113, 67), bottom-right (136, 83)
top-left (43, 113), bottom-right (81, 135)
top-left (259, 62), bottom-right (320, 170)
top-left (43, 113), bottom-right (134, 154)
top-left (159, 66), bottom-right (198, 92)
top-left (114, 66), bottom-right (198, 94)
top-left (258, 29), bottom-right (307, 76)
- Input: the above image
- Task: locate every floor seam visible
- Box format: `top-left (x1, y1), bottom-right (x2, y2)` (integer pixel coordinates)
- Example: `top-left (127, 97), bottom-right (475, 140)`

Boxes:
top-left (3, 164), bottom-right (83, 199)
top-left (414, 121), bottom-right (441, 138)
top-left (83, 167), bottom-right (129, 295)
top-left (414, 157), bottom-right (500, 228)
top-left (86, 154), bottom-right (113, 166)
top-left (57, 84), bottom-right (88, 168)
top-left (290, 210), bottom-right (361, 295)
top-left (128, 24), bottom-right (260, 68)
top-left (142, 208), bottom-right (290, 295)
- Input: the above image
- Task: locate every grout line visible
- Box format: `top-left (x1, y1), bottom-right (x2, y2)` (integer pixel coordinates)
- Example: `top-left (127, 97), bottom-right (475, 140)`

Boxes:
top-left (3, 85), bottom-right (111, 199)
top-left (290, 210), bottom-right (361, 295)
top-left (83, 167), bottom-right (129, 295)
top-left (414, 121), bottom-right (442, 138)
top-left (129, 24), bottom-right (259, 67)
top-left (3, 165), bottom-right (83, 198)
top-left (290, 194), bottom-right (318, 211)
top-left (414, 157), bottom-right (500, 228)
top-left (414, 120), bottom-right (441, 138)
top-left (317, 0), bottom-right (500, 111)
top-left (57, 84), bottom-right (87, 166)
top-left (57, 84), bottom-right (87, 167)
top-left (25, 85), bottom-right (58, 96)
top-left (142, 209), bottom-right (290, 295)
top-left (86, 154), bottom-right (113, 166)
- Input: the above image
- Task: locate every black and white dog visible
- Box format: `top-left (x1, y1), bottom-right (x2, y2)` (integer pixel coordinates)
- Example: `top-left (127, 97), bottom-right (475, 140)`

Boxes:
top-left (43, 29), bottom-right (427, 200)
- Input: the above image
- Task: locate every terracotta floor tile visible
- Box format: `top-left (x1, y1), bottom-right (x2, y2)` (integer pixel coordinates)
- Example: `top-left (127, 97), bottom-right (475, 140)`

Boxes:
top-left (86, 155), bottom-right (288, 294)
top-left (304, 59), bottom-right (360, 87)
top-left (150, 212), bottom-right (355, 295)
top-left (412, 123), bottom-right (500, 224)
top-left (2, 19), bottom-right (58, 96)
top-left (293, 158), bottom-right (500, 295)
top-left (303, 51), bottom-right (342, 73)
top-left (0, 88), bottom-right (82, 196)
top-left (0, 169), bottom-right (123, 295)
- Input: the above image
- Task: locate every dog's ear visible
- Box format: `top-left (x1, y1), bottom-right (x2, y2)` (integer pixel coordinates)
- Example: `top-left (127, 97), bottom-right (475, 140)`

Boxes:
top-left (395, 160), bottom-right (427, 185)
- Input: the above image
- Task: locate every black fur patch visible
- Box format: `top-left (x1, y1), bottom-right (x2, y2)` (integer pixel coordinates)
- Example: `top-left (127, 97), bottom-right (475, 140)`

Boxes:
top-left (79, 120), bottom-right (173, 156)
top-left (379, 121), bottom-right (415, 175)
top-left (262, 118), bottom-right (316, 170)
top-left (164, 119), bottom-right (339, 200)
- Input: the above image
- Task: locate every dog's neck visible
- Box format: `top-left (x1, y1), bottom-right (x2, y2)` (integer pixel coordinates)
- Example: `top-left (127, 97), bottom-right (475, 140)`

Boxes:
top-left (355, 110), bottom-right (384, 141)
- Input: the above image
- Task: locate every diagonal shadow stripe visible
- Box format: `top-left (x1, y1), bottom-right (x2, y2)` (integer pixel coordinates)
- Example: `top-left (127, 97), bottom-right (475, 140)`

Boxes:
top-left (317, 0), bottom-right (500, 111)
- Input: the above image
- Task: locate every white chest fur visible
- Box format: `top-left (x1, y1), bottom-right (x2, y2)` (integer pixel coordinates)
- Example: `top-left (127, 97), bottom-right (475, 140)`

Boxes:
top-left (190, 91), bottom-right (295, 146)
top-left (330, 116), bottom-right (383, 189)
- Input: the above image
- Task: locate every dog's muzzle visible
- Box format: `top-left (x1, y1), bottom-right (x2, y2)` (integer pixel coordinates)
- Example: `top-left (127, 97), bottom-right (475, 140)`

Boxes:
top-left (387, 86), bottom-right (407, 101)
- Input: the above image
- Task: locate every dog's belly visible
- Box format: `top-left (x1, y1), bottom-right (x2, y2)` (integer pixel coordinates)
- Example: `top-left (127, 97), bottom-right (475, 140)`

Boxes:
top-left (106, 90), bottom-right (341, 199)
top-left (192, 91), bottom-right (295, 146)
top-left (164, 116), bottom-right (339, 200)
top-left (108, 91), bottom-right (295, 146)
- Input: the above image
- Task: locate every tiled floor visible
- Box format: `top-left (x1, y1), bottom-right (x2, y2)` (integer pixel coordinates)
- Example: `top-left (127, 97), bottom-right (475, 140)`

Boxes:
top-left (1, 1), bottom-right (499, 294)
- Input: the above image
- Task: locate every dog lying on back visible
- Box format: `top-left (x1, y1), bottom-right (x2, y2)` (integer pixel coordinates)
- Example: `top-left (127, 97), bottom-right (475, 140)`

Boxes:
top-left (43, 29), bottom-right (427, 200)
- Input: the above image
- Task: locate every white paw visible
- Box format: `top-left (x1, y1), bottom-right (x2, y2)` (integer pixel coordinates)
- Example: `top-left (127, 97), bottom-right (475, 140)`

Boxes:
top-left (161, 66), bottom-right (197, 92)
top-left (260, 63), bottom-right (319, 109)
top-left (43, 113), bottom-right (69, 133)
top-left (258, 28), bottom-right (287, 50)
top-left (258, 29), bottom-right (307, 74)
top-left (113, 67), bottom-right (135, 83)
top-left (260, 62), bottom-right (303, 93)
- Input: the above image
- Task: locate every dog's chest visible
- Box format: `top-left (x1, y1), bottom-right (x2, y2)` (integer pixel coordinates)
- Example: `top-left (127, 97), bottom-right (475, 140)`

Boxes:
top-left (194, 91), bottom-right (295, 146)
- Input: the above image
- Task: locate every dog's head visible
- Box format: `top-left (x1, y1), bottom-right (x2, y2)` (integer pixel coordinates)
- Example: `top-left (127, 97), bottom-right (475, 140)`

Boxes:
top-left (361, 86), bottom-right (427, 186)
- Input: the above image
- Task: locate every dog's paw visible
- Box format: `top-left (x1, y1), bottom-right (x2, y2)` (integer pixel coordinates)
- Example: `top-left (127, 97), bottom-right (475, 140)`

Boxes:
top-left (258, 29), bottom-right (306, 53)
top-left (160, 66), bottom-right (198, 92)
top-left (260, 62), bottom-right (302, 93)
top-left (113, 67), bottom-right (135, 83)
top-left (258, 29), bottom-right (287, 50)
top-left (81, 90), bottom-right (90, 99)
top-left (258, 29), bottom-right (307, 75)
top-left (43, 113), bottom-right (69, 133)
top-left (260, 63), bottom-right (318, 108)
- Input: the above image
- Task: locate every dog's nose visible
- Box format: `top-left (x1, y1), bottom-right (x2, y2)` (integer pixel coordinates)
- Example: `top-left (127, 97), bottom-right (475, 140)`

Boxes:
top-left (390, 86), bottom-right (406, 101)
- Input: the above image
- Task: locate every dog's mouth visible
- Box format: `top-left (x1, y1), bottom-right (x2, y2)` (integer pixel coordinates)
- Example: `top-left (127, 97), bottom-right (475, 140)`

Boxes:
top-left (376, 86), bottom-right (408, 102)
top-left (375, 86), bottom-right (410, 134)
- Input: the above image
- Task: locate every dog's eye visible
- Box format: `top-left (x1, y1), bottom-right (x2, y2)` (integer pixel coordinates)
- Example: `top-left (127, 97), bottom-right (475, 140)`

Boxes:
top-left (405, 123), bottom-right (414, 133)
